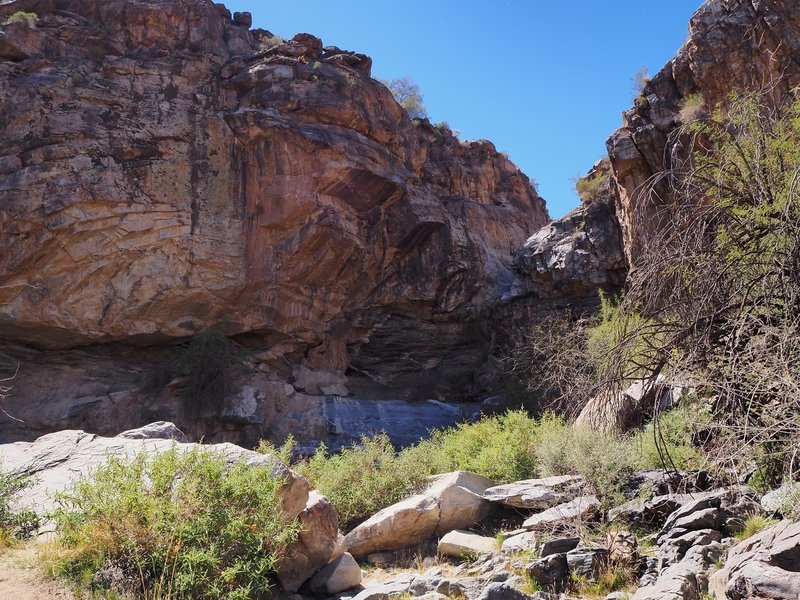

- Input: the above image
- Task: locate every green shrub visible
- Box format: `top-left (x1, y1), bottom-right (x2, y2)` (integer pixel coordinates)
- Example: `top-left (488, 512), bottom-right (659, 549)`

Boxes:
top-left (292, 410), bottom-right (540, 531)
top-left (297, 434), bottom-right (430, 532)
top-left (4, 11), bottom-right (37, 27)
top-left (258, 34), bottom-right (284, 51)
top-left (575, 173), bottom-right (608, 203)
top-left (407, 409), bottom-right (541, 483)
top-left (0, 466), bottom-right (39, 546)
top-left (678, 93), bottom-right (705, 123)
top-left (51, 447), bottom-right (299, 599)
top-left (631, 401), bottom-right (710, 471)
top-left (536, 414), bottom-right (636, 506)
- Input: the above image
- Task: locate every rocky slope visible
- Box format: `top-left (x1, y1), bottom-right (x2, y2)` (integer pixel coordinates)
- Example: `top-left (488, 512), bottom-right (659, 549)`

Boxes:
top-left (0, 0), bottom-right (547, 442)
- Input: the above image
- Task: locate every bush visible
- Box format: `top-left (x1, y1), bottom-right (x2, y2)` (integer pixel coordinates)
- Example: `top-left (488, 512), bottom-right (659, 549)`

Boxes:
top-left (0, 467), bottom-right (39, 546)
top-left (292, 410), bottom-right (540, 531)
top-left (4, 11), bottom-right (37, 27)
top-left (382, 77), bottom-right (428, 120)
top-left (575, 173), bottom-right (608, 203)
top-left (630, 401), bottom-right (710, 472)
top-left (51, 448), bottom-right (299, 599)
top-left (536, 414), bottom-right (636, 506)
top-left (296, 434), bottom-right (431, 532)
top-left (678, 93), bottom-right (705, 123)
top-left (258, 34), bottom-right (283, 51)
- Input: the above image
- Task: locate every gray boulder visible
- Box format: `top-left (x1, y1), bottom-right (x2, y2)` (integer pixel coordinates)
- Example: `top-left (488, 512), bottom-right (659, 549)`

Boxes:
top-left (116, 421), bottom-right (188, 442)
top-left (522, 495), bottom-right (600, 530)
top-left (307, 552), bottom-right (362, 595)
top-left (709, 520), bottom-right (800, 599)
top-left (482, 475), bottom-right (582, 509)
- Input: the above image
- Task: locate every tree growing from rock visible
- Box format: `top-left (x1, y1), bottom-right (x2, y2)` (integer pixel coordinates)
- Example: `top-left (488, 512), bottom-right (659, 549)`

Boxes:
top-left (382, 76), bottom-right (428, 120)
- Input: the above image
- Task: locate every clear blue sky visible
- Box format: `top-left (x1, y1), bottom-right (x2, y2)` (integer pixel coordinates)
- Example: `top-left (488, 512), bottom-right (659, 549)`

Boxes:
top-left (222, 1), bottom-right (703, 219)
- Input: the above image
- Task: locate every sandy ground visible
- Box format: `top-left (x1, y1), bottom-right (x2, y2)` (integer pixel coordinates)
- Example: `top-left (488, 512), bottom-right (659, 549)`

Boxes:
top-left (0, 543), bottom-right (75, 599)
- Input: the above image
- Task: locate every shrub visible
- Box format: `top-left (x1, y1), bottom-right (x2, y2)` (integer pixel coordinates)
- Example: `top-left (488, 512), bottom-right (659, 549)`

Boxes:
top-left (50, 447), bottom-right (299, 599)
top-left (536, 414), bottom-right (636, 506)
top-left (295, 434), bottom-right (430, 532)
top-left (631, 401), bottom-right (710, 472)
top-left (407, 409), bottom-right (541, 483)
top-left (0, 466), bottom-right (39, 546)
top-left (292, 410), bottom-right (540, 531)
top-left (4, 11), bottom-right (37, 27)
top-left (678, 93), bottom-right (705, 123)
top-left (575, 173), bottom-right (608, 203)
top-left (382, 77), bottom-right (428, 120)
top-left (733, 514), bottom-right (778, 540)
top-left (258, 34), bottom-right (283, 51)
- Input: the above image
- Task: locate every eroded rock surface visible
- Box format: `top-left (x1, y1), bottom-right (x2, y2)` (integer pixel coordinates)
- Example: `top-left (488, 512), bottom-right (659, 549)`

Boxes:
top-left (0, 0), bottom-right (547, 441)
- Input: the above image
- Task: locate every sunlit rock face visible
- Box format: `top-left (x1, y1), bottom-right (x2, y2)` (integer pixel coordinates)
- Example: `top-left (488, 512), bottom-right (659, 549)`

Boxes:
top-left (607, 0), bottom-right (800, 263)
top-left (0, 0), bottom-right (547, 401)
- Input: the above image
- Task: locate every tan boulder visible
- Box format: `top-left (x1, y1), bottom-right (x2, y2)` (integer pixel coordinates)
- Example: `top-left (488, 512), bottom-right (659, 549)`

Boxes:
top-left (522, 495), bottom-right (600, 530)
top-left (437, 530), bottom-right (498, 558)
top-left (346, 471), bottom-right (494, 559)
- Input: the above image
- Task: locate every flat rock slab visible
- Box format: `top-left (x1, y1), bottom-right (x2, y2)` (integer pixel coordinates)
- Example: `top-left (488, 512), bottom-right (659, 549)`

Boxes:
top-left (438, 530), bottom-right (498, 558)
top-left (483, 475), bottom-right (582, 509)
top-left (501, 531), bottom-right (538, 554)
top-left (522, 495), bottom-right (600, 530)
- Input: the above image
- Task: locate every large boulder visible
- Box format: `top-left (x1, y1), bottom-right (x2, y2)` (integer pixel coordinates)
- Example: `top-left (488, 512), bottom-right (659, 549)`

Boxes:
top-left (0, 428), bottom-right (338, 592)
top-left (710, 520), bottom-right (800, 600)
top-left (438, 530), bottom-right (498, 558)
top-left (346, 471), bottom-right (493, 559)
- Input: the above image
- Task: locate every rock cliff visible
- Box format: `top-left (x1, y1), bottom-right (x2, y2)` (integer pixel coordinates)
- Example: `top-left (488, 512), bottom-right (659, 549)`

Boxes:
top-left (607, 0), bottom-right (800, 263)
top-left (0, 0), bottom-right (547, 442)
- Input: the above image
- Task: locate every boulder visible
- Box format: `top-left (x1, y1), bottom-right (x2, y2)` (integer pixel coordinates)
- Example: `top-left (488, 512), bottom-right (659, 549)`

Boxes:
top-left (116, 421), bottom-right (188, 442)
top-left (501, 531), bottom-right (538, 554)
top-left (438, 530), bottom-right (498, 558)
top-left (540, 537), bottom-right (580, 557)
top-left (483, 475), bottom-right (582, 509)
top-left (566, 548), bottom-right (608, 579)
top-left (657, 487), bottom-right (759, 544)
top-left (307, 552), bottom-right (362, 595)
top-left (761, 482), bottom-right (800, 515)
top-left (476, 582), bottom-right (534, 600)
top-left (277, 492), bottom-right (342, 592)
top-left (0, 429), bottom-right (337, 592)
top-left (346, 471), bottom-right (493, 559)
top-left (525, 553), bottom-right (569, 591)
top-left (709, 520), bottom-right (800, 599)
top-left (632, 541), bottom-right (724, 600)
top-left (522, 496), bottom-right (600, 530)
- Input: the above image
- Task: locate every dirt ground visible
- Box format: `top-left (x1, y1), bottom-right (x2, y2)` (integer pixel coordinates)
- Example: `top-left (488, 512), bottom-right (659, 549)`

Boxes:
top-left (0, 543), bottom-right (74, 599)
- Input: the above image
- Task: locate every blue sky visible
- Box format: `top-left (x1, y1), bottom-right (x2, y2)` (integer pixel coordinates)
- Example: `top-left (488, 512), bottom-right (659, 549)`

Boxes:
top-left (222, 1), bottom-right (702, 218)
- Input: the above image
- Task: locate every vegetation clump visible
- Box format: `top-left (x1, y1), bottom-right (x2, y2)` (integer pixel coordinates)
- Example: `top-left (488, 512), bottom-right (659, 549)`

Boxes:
top-left (50, 447), bottom-right (299, 599)
top-left (0, 467), bottom-right (39, 546)
top-left (382, 77), bottom-right (428, 120)
top-left (4, 11), bottom-right (37, 27)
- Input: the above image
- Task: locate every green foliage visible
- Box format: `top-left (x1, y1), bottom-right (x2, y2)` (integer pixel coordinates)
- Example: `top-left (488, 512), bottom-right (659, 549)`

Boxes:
top-left (4, 11), bottom-right (37, 27)
top-left (536, 414), bottom-right (635, 506)
top-left (382, 77), bottom-right (428, 120)
top-left (630, 401), bottom-right (710, 471)
top-left (295, 434), bottom-right (430, 532)
top-left (293, 410), bottom-right (539, 531)
top-left (408, 410), bottom-right (541, 483)
top-left (51, 447), bottom-right (299, 599)
top-left (733, 514), bottom-right (778, 540)
top-left (0, 466), bottom-right (39, 546)
top-left (258, 34), bottom-right (283, 51)
top-left (678, 93), bottom-right (705, 123)
top-left (575, 173), bottom-right (608, 203)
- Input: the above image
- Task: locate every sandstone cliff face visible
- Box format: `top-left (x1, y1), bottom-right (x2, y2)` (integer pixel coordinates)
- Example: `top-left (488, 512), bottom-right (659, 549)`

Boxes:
top-left (0, 0), bottom-right (547, 412)
top-left (607, 0), bottom-right (800, 263)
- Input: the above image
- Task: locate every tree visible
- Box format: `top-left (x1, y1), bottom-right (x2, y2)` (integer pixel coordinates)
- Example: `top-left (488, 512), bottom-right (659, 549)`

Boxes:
top-left (381, 76), bottom-right (428, 120)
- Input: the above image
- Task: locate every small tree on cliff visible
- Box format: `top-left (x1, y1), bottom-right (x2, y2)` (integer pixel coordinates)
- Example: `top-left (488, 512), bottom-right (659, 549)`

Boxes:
top-left (382, 77), bottom-right (428, 120)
